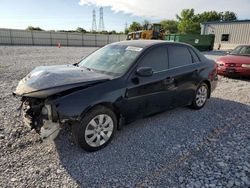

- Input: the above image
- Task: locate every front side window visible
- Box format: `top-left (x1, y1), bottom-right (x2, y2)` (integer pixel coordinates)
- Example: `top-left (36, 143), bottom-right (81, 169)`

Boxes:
top-left (168, 45), bottom-right (193, 68)
top-left (138, 46), bottom-right (168, 72)
top-left (79, 45), bottom-right (143, 76)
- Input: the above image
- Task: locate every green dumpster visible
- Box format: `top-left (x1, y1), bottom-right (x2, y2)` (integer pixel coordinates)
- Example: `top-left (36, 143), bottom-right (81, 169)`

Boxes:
top-left (163, 34), bottom-right (215, 51)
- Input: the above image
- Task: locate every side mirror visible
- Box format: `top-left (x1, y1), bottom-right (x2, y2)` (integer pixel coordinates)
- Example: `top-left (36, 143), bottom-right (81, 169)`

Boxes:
top-left (136, 67), bottom-right (153, 77)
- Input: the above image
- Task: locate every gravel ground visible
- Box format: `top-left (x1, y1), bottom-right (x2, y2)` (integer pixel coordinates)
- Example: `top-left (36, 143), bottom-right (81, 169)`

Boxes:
top-left (0, 46), bottom-right (249, 188)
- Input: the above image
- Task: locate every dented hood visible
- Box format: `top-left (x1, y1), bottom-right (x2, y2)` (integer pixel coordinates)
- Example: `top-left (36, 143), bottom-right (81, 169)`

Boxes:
top-left (14, 64), bottom-right (111, 98)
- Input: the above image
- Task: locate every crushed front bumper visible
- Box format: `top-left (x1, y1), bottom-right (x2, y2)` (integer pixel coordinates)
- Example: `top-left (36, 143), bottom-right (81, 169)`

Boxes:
top-left (21, 98), bottom-right (61, 140)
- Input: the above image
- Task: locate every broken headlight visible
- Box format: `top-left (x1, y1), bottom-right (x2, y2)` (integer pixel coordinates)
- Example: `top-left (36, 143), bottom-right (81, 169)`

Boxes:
top-left (41, 106), bottom-right (48, 115)
top-left (41, 104), bottom-right (53, 120)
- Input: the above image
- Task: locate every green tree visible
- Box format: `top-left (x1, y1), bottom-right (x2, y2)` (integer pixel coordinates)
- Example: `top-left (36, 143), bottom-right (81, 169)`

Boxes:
top-left (109, 30), bottom-right (117, 34)
top-left (160, 20), bottom-right (178, 34)
top-left (176, 9), bottom-right (237, 34)
top-left (76, 27), bottom-right (87, 33)
top-left (196, 11), bottom-right (237, 23)
top-left (176, 9), bottom-right (200, 34)
top-left (57, 30), bottom-right (67, 32)
top-left (100, 30), bottom-right (109, 34)
top-left (196, 11), bottom-right (221, 23)
top-left (128, 22), bottom-right (141, 32)
top-left (222, 11), bottom-right (237, 21)
top-left (26, 26), bottom-right (43, 31)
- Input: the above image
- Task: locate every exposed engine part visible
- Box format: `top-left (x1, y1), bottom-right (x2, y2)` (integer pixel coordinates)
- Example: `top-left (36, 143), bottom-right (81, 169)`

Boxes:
top-left (40, 120), bottom-right (60, 140)
top-left (21, 97), bottom-right (60, 139)
top-left (21, 98), bottom-right (45, 131)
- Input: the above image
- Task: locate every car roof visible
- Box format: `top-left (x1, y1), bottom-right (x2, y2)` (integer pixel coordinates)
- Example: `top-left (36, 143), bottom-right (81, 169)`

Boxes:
top-left (111, 40), bottom-right (171, 48)
top-left (110, 40), bottom-right (207, 61)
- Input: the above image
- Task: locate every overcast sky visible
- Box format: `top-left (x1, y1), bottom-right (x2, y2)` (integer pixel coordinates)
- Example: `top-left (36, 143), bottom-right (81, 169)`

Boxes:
top-left (0, 0), bottom-right (249, 32)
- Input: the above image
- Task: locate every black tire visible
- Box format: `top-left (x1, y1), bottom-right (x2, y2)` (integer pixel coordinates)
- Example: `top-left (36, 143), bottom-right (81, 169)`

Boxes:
top-left (191, 83), bottom-right (209, 110)
top-left (72, 105), bottom-right (117, 152)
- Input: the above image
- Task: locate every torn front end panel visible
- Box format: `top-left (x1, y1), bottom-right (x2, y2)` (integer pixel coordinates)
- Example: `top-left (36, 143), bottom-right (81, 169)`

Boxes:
top-left (14, 64), bottom-right (113, 140)
top-left (21, 97), bottom-right (60, 140)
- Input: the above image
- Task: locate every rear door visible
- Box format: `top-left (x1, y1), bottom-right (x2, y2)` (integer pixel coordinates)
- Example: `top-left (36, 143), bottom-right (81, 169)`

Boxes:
top-left (167, 44), bottom-right (202, 107)
top-left (124, 45), bottom-right (175, 119)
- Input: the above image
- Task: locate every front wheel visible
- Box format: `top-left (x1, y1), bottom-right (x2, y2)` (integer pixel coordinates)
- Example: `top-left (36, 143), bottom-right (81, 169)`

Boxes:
top-left (191, 83), bottom-right (209, 110)
top-left (72, 106), bottom-right (117, 152)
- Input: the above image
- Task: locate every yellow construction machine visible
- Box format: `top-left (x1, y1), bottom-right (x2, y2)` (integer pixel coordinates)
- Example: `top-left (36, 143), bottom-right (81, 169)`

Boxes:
top-left (127, 23), bottom-right (164, 40)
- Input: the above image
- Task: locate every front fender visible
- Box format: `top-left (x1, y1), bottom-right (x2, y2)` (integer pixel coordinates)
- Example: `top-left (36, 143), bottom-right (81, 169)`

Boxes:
top-left (51, 80), bottom-right (125, 121)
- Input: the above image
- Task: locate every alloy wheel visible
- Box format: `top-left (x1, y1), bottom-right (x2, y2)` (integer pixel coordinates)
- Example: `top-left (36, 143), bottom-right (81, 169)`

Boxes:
top-left (84, 114), bottom-right (114, 147)
top-left (195, 85), bottom-right (208, 107)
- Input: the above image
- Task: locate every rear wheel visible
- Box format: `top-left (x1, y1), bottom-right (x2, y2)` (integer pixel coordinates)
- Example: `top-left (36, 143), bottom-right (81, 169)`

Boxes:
top-left (191, 83), bottom-right (209, 110)
top-left (72, 106), bottom-right (117, 152)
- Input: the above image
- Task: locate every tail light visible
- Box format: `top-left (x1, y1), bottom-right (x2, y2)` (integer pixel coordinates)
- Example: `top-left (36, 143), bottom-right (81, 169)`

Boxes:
top-left (225, 63), bottom-right (241, 67)
top-left (242, 64), bottom-right (250, 68)
top-left (209, 63), bottom-right (218, 80)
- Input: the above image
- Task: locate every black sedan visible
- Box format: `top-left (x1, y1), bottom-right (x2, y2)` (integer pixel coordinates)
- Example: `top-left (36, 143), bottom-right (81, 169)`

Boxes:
top-left (14, 40), bottom-right (218, 151)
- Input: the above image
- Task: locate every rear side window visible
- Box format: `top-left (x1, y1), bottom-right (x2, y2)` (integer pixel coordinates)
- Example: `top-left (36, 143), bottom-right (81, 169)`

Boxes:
top-left (188, 48), bottom-right (200, 63)
top-left (139, 46), bottom-right (168, 72)
top-left (168, 45), bottom-right (193, 68)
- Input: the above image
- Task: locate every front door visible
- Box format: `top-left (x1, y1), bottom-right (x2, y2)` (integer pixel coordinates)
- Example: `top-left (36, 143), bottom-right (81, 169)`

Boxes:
top-left (123, 45), bottom-right (176, 120)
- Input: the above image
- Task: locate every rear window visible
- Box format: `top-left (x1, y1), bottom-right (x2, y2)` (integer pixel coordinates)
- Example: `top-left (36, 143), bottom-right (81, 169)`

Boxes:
top-left (168, 45), bottom-right (193, 68)
top-left (188, 48), bottom-right (200, 63)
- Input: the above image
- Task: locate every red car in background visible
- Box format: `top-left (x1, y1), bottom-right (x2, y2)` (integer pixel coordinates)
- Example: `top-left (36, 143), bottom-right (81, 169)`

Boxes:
top-left (216, 45), bottom-right (250, 77)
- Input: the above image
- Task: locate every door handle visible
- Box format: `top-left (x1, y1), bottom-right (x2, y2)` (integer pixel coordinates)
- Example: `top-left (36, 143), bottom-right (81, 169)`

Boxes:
top-left (194, 69), bottom-right (199, 73)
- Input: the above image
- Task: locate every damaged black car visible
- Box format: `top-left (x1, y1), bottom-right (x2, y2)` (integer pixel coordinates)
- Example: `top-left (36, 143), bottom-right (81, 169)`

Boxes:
top-left (13, 40), bottom-right (218, 151)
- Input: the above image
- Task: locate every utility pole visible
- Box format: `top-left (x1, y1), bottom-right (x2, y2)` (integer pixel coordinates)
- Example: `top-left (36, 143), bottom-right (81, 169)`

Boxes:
top-left (92, 9), bottom-right (97, 32)
top-left (98, 7), bottom-right (105, 32)
top-left (125, 22), bottom-right (128, 33)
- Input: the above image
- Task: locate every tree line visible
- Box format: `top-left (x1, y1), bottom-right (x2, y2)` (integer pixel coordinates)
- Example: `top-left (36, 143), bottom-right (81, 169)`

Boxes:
top-left (26, 26), bottom-right (124, 35)
top-left (26, 9), bottom-right (237, 35)
top-left (127, 9), bottom-right (237, 34)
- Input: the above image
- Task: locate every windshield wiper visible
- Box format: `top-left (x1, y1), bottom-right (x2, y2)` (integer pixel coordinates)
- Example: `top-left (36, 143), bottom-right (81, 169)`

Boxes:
top-left (80, 65), bottom-right (94, 72)
top-left (86, 67), bottom-right (93, 71)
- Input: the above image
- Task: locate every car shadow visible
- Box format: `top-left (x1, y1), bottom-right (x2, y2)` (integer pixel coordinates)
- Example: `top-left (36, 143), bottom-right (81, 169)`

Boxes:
top-left (54, 97), bottom-right (250, 187)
